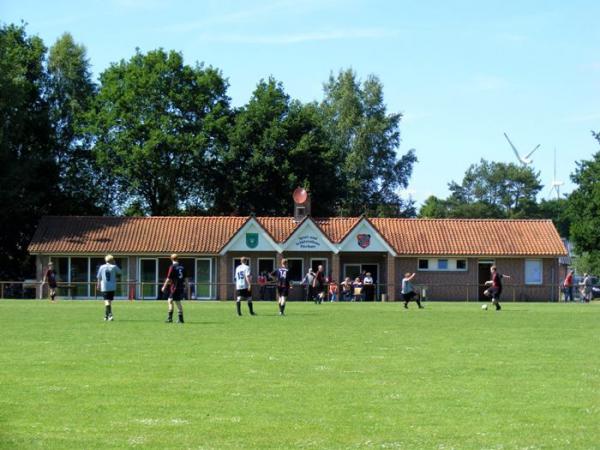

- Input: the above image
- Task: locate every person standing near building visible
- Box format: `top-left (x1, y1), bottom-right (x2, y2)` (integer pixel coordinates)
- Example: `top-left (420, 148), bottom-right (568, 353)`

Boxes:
top-left (235, 256), bottom-right (255, 316)
top-left (162, 254), bottom-right (187, 323)
top-left (580, 273), bottom-right (592, 303)
top-left (313, 265), bottom-right (326, 304)
top-left (42, 261), bottom-right (58, 302)
top-left (302, 268), bottom-right (315, 302)
top-left (401, 272), bottom-right (423, 309)
top-left (484, 265), bottom-right (510, 311)
top-left (97, 255), bottom-right (122, 321)
top-left (273, 258), bottom-right (292, 315)
top-left (563, 269), bottom-right (575, 302)
top-left (363, 272), bottom-right (374, 301)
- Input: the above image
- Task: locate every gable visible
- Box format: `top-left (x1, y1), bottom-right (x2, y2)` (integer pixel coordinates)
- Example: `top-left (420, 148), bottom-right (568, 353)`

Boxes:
top-left (339, 219), bottom-right (397, 255)
top-left (219, 219), bottom-right (280, 254)
top-left (281, 219), bottom-right (337, 253)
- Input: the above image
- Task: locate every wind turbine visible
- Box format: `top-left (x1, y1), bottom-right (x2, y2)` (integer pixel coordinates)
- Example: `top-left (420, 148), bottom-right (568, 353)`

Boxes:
top-left (548, 147), bottom-right (564, 199)
top-left (503, 132), bottom-right (540, 166)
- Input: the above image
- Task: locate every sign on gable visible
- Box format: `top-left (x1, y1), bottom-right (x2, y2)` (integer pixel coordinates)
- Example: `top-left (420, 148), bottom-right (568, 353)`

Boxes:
top-left (282, 219), bottom-right (336, 252)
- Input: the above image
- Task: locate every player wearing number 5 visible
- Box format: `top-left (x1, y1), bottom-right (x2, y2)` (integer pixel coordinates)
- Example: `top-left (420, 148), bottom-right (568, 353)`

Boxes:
top-left (163, 253), bottom-right (188, 323)
top-left (97, 254), bottom-right (122, 321)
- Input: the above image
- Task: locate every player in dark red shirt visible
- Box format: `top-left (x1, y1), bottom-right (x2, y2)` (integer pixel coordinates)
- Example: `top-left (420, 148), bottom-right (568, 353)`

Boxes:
top-left (484, 265), bottom-right (511, 311)
top-left (42, 261), bottom-right (58, 302)
top-left (313, 265), bottom-right (326, 304)
top-left (162, 254), bottom-right (188, 323)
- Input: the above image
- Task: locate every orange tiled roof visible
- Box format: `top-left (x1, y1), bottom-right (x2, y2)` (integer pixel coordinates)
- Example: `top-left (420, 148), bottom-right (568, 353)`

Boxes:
top-left (370, 218), bottom-right (567, 256)
top-left (28, 216), bottom-right (248, 255)
top-left (28, 216), bottom-right (567, 256)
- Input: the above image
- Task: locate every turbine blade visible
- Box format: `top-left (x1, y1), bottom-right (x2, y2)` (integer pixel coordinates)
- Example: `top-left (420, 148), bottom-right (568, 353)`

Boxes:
top-left (525, 144), bottom-right (541, 159)
top-left (503, 132), bottom-right (521, 159)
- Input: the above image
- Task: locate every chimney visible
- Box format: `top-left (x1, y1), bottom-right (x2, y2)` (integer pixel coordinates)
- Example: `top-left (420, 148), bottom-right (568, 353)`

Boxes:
top-left (293, 187), bottom-right (311, 223)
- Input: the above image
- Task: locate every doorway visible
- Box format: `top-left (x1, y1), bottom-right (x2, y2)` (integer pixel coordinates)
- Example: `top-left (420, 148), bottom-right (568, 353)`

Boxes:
top-left (343, 263), bottom-right (379, 301)
top-left (478, 261), bottom-right (494, 300)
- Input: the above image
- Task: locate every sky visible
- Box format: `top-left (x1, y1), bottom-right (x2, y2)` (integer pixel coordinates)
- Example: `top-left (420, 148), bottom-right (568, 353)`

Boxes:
top-left (2, 0), bottom-right (600, 206)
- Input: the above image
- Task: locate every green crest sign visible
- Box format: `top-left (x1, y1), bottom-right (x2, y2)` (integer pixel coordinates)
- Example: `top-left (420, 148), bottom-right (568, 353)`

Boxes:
top-left (246, 233), bottom-right (259, 249)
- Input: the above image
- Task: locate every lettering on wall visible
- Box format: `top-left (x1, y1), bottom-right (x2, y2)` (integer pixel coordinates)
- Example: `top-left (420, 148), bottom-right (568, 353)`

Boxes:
top-left (294, 235), bottom-right (321, 249)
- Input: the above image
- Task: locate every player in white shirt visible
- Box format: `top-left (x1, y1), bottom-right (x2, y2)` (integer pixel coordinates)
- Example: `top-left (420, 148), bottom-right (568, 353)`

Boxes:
top-left (96, 254), bottom-right (122, 321)
top-left (234, 256), bottom-right (255, 316)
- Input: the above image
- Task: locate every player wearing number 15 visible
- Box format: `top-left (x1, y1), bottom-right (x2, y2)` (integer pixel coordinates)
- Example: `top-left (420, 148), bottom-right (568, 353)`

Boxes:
top-left (162, 254), bottom-right (188, 323)
top-left (97, 254), bottom-right (122, 321)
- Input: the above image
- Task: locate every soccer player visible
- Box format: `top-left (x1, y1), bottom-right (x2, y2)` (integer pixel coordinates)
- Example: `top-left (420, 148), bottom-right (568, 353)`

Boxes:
top-left (162, 254), bottom-right (187, 323)
top-left (313, 265), bottom-right (326, 304)
top-left (401, 272), bottom-right (423, 309)
top-left (97, 255), bottom-right (122, 321)
top-left (273, 258), bottom-right (292, 315)
top-left (42, 261), bottom-right (58, 302)
top-left (234, 256), bottom-right (255, 316)
top-left (484, 265), bottom-right (510, 311)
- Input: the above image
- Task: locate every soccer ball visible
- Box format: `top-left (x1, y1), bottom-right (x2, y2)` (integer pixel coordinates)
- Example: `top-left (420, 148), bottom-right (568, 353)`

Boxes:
top-left (481, 304), bottom-right (488, 310)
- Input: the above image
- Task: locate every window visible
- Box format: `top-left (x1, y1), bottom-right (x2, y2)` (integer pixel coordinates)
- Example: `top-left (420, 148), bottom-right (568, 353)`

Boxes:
top-left (456, 259), bottom-right (467, 270)
top-left (418, 259), bottom-right (429, 270)
top-left (196, 259), bottom-right (213, 299)
top-left (287, 258), bottom-right (303, 282)
top-left (525, 259), bottom-right (542, 285)
top-left (70, 257), bottom-right (89, 297)
top-left (437, 259), bottom-right (448, 270)
top-left (344, 264), bottom-right (361, 280)
top-left (311, 258), bottom-right (328, 277)
top-left (258, 258), bottom-right (275, 276)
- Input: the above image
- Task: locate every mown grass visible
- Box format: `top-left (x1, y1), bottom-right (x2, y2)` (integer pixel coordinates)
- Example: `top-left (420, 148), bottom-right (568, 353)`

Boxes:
top-left (1, 300), bottom-right (599, 449)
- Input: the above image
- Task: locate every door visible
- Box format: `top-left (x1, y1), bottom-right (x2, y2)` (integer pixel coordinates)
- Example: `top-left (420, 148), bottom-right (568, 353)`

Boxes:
top-left (478, 261), bottom-right (494, 300)
top-left (362, 264), bottom-right (379, 301)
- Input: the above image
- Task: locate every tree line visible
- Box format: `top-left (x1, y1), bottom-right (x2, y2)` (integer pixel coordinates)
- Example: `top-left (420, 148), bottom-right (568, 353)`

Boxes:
top-left (1, 23), bottom-right (599, 277)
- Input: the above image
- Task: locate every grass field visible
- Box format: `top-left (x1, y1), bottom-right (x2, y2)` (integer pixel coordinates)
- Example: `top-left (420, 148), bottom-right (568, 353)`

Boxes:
top-left (1, 300), bottom-right (599, 449)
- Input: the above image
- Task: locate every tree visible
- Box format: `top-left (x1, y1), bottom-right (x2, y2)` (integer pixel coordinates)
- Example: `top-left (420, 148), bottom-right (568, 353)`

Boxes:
top-left (320, 69), bottom-right (416, 216)
top-left (87, 49), bottom-right (231, 215)
top-left (47, 32), bottom-right (105, 214)
top-left (566, 132), bottom-right (600, 273)
top-left (534, 198), bottom-right (571, 237)
top-left (211, 78), bottom-right (338, 216)
top-left (420, 159), bottom-right (542, 218)
top-left (0, 23), bottom-right (57, 277)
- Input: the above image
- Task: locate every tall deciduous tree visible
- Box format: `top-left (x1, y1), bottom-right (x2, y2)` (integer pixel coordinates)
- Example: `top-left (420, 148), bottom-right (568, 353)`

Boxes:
top-left (567, 132), bottom-right (600, 273)
top-left (421, 159), bottom-right (542, 218)
top-left (47, 32), bottom-right (105, 214)
top-left (0, 23), bottom-right (56, 277)
top-left (88, 49), bottom-right (231, 215)
top-left (211, 78), bottom-right (338, 216)
top-left (321, 69), bottom-right (416, 216)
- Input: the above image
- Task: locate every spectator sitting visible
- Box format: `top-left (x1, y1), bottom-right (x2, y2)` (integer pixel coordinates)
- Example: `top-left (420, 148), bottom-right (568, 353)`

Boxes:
top-left (352, 277), bottom-right (363, 302)
top-left (341, 277), bottom-right (353, 301)
top-left (328, 280), bottom-right (338, 302)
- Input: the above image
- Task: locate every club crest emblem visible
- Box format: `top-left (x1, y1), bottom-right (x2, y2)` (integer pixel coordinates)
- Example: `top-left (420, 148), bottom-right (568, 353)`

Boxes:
top-left (357, 234), bottom-right (371, 249)
top-left (246, 233), bottom-right (259, 249)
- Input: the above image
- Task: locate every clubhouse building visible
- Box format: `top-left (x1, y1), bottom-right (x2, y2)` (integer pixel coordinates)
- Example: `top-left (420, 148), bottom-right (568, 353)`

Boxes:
top-left (28, 211), bottom-right (567, 302)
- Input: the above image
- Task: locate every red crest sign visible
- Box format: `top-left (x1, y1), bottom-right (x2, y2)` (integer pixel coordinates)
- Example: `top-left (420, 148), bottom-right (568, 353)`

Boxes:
top-left (357, 234), bottom-right (371, 249)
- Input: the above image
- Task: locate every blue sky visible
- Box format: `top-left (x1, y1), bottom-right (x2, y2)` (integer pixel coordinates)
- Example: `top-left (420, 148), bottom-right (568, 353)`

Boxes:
top-left (3, 0), bottom-right (600, 205)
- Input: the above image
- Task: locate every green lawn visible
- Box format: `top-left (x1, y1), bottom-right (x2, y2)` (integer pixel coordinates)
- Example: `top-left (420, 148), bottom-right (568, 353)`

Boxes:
top-left (1, 300), bottom-right (599, 449)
